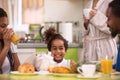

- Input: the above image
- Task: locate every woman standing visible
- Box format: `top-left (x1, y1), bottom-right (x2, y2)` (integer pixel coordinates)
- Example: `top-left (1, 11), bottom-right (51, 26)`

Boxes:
top-left (0, 8), bottom-right (20, 74)
top-left (80, 0), bottom-right (117, 63)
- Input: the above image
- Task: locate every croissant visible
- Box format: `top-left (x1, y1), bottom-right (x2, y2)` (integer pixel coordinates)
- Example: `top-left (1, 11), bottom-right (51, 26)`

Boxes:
top-left (48, 66), bottom-right (72, 73)
top-left (18, 63), bottom-right (35, 73)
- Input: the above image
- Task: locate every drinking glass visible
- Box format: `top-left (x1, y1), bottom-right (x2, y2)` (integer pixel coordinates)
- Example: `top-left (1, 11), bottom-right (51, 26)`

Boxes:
top-left (11, 33), bottom-right (19, 45)
top-left (101, 56), bottom-right (113, 76)
top-left (83, 8), bottom-right (92, 19)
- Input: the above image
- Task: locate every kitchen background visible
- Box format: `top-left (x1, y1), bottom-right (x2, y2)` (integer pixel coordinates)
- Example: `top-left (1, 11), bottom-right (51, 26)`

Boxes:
top-left (0, 0), bottom-right (88, 63)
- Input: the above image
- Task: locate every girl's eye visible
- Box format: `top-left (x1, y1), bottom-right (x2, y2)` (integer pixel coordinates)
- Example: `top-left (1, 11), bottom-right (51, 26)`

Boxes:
top-left (59, 48), bottom-right (63, 50)
top-left (52, 47), bottom-right (57, 50)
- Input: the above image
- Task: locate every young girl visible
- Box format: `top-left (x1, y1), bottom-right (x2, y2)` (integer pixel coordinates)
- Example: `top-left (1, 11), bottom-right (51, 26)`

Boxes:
top-left (24, 27), bottom-right (77, 73)
top-left (43, 27), bottom-right (77, 73)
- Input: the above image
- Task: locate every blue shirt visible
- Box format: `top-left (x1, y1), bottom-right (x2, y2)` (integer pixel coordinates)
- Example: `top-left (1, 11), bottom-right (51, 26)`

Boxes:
top-left (113, 44), bottom-right (120, 71)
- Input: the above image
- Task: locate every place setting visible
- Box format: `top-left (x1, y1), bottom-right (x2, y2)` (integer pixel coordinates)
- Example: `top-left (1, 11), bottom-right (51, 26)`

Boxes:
top-left (10, 63), bottom-right (52, 76)
top-left (10, 71), bottom-right (39, 76)
top-left (10, 63), bottom-right (39, 76)
top-left (76, 56), bottom-right (115, 79)
top-left (76, 63), bottom-right (101, 79)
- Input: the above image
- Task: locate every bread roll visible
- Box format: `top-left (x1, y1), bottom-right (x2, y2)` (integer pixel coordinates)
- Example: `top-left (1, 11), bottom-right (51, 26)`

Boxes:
top-left (48, 66), bottom-right (71, 73)
top-left (18, 63), bottom-right (35, 73)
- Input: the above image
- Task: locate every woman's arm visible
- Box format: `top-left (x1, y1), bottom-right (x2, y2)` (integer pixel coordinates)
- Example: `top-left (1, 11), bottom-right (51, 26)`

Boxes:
top-left (12, 53), bottom-right (20, 70)
top-left (10, 43), bottom-right (20, 71)
top-left (89, 10), bottom-right (111, 34)
top-left (83, 15), bottom-right (90, 30)
top-left (0, 28), bottom-right (12, 68)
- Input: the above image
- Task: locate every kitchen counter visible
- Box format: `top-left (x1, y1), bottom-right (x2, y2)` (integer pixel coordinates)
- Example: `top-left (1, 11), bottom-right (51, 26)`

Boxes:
top-left (17, 43), bottom-right (80, 48)
top-left (17, 43), bottom-right (80, 63)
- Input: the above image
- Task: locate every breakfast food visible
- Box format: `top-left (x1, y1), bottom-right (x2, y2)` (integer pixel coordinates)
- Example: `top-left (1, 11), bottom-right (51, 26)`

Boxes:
top-left (48, 65), bottom-right (54, 72)
top-left (70, 60), bottom-right (77, 73)
top-left (18, 63), bottom-right (35, 73)
top-left (48, 66), bottom-right (72, 73)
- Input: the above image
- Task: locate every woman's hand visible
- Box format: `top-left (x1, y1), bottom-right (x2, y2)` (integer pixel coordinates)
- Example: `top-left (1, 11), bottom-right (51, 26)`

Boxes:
top-left (2, 28), bottom-right (13, 47)
top-left (83, 15), bottom-right (89, 30)
top-left (83, 15), bottom-right (89, 23)
top-left (89, 9), bottom-right (97, 19)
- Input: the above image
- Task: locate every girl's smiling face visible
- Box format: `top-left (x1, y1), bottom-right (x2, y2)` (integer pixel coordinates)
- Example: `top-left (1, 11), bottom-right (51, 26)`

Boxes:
top-left (51, 39), bottom-right (66, 63)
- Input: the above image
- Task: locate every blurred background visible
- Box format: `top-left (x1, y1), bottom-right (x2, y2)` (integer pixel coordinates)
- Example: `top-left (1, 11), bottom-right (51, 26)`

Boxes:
top-left (0, 0), bottom-right (89, 63)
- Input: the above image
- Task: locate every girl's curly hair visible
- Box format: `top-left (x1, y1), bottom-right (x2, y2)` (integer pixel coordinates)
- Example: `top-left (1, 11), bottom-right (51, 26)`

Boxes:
top-left (43, 27), bottom-right (68, 51)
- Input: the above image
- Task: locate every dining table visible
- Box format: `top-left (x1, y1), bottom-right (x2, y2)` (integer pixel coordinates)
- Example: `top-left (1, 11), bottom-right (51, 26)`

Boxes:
top-left (0, 72), bottom-right (120, 80)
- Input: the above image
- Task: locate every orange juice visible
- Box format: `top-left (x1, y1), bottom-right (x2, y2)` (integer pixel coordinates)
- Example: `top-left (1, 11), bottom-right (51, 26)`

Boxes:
top-left (11, 34), bottom-right (19, 45)
top-left (101, 59), bottom-right (113, 74)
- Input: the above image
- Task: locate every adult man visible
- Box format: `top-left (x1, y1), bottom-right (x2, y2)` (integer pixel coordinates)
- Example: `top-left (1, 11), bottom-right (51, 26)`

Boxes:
top-left (107, 0), bottom-right (120, 38)
top-left (107, 0), bottom-right (120, 71)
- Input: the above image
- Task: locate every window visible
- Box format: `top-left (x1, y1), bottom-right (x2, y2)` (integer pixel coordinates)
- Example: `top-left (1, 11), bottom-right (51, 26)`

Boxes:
top-left (21, 0), bottom-right (44, 24)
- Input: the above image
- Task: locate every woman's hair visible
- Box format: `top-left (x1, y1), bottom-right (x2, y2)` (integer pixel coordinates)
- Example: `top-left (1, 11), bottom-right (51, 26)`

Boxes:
top-left (0, 8), bottom-right (7, 17)
top-left (43, 27), bottom-right (68, 51)
top-left (109, 0), bottom-right (120, 17)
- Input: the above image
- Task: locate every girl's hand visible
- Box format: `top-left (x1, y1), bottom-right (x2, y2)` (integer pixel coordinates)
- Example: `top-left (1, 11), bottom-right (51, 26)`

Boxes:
top-left (89, 9), bottom-right (97, 19)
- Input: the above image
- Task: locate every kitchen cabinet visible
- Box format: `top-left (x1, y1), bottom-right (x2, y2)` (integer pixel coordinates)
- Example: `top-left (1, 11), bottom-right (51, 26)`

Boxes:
top-left (17, 48), bottom-right (36, 63)
top-left (5, 0), bottom-right (84, 45)
top-left (45, 0), bottom-right (83, 22)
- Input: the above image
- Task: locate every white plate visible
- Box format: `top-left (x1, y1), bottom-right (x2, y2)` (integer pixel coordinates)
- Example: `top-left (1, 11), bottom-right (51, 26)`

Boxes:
top-left (52, 73), bottom-right (76, 77)
top-left (111, 72), bottom-right (120, 75)
top-left (38, 71), bottom-right (51, 75)
top-left (10, 71), bottom-right (39, 76)
top-left (76, 74), bottom-right (100, 79)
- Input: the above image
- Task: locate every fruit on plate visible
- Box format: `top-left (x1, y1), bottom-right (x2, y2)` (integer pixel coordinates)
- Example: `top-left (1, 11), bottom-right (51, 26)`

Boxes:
top-left (18, 63), bottom-right (35, 73)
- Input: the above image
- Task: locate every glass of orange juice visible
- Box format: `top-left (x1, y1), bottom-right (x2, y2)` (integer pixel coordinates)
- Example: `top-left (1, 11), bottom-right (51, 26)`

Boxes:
top-left (11, 34), bottom-right (19, 45)
top-left (101, 56), bottom-right (113, 76)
